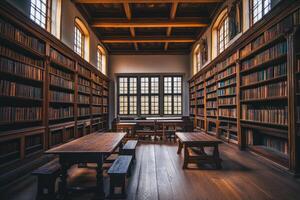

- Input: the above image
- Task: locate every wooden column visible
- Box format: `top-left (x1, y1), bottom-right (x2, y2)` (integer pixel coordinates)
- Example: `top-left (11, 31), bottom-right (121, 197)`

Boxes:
top-left (74, 62), bottom-right (79, 138)
top-left (236, 58), bottom-right (245, 150)
top-left (287, 29), bottom-right (300, 175)
top-left (44, 43), bottom-right (50, 150)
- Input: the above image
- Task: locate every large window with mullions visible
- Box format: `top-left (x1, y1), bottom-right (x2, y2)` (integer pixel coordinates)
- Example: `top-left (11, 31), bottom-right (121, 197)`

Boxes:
top-left (117, 75), bottom-right (182, 116)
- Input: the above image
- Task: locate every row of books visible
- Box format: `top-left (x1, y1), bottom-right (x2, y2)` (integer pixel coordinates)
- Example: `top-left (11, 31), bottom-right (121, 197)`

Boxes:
top-left (92, 82), bottom-right (102, 90)
top-left (197, 108), bottom-right (204, 115)
top-left (0, 57), bottom-right (43, 81)
top-left (241, 81), bottom-right (287, 100)
top-left (25, 134), bottom-right (42, 149)
top-left (49, 91), bottom-right (74, 102)
top-left (197, 98), bottom-right (204, 105)
top-left (0, 79), bottom-right (42, 99)
top-left (205, 66), bottom-right (218, 79)
top-left (0, 106), bottom-right (42, 123)
top-left (78, 77), bottom-right (90, 86)
top-left (191, 93), bottom-right (196, 99)
top-left (103, 98), bottom-right (108, 106)
top-left (0, 18), bottom-right (45, 53)
top-left (190, 108), bottom-right (195, 115)
top-left (252, 34), bottom-right (264, 50)
top-left (263, 136), bottom-right (288, 154)
top-left (51, 130), bottom-right (63, 146)
top-left (241, 105), bottom-right (288, 125)
top-left (50, 48), bottom-right (74, 69)
top-left (190, 100), bottom-right (195, 106)
top-left (241, 63), bottom-right (287, 86)
top-left (78, 65), bottom-right (91, 78)
top-left (78, 85), bottom-right (91, 94)
top-left (218, 96), bottom-right (236, 105)
top-left (65, 128), bottom-right (75, 141)
top-left (218, 77), bottom-right (236, 88)
top-left (241, 42), bottom-right (287, 71)
top-left (218, 108), bottom-right (237, 118)
top-left (92, 106), bottom-right (102, 115)
top-left (49, 106), bottom-right (74, 120)
top-left (78, 107), bottom-right (90, 116)
top-left (91, 74), bottom-right (102, 85)
top-left (49, 66), bottom-right (72, 80)
top-left (207, 109), bottom-right (217, 117)
top-left (92, 96), bottom-right (102, 105)
top-left (50, 74), bottom-right (74, 90)
top-left (0, 45), bottom-right (43, 67)
top-left (217, 66), bottom-right (236, 80)
top-left (206, 77), bottom-right (216, 86)
top-left (196, 75), bottom-right (204, 84)
top-left (197, 91), bottom-right (204, 98)
top-left (217, 87), bottom-right (236, 96)
top-left (78, 94), bottom-right (90, 104)
top-left (196, 83), bottom-right (204, 91)
top-left (103, 107), bottom-right (108, 114)
top-left (92, 89), bottom-right (102, 96)
top-left (216, 53), bottom-right (237, 71)
top-left (103, 90), bottom-right (108, 96)
top-left (207, 101), bottom-right (217, 108)
top-left (206, 85), bottom-right (217, 93)
top-left (207, 92), bottom-right (217, 99)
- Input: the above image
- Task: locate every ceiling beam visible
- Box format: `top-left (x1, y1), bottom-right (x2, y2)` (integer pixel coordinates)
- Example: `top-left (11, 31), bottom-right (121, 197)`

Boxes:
top-left (73, 0), bottom-right (224, 3)
top-left (91, 19), bottom-right (208, 28)
top-left (101, 37), bottom-right (195, 43)
top-left (123, 3), bottom-right (139, 51)
top-left (165, 2), bottom-right (178, 51)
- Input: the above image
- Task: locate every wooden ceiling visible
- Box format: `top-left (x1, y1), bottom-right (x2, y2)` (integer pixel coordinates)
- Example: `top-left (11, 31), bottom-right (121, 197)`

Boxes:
top-left (73, 0), bottom-right (223, 54)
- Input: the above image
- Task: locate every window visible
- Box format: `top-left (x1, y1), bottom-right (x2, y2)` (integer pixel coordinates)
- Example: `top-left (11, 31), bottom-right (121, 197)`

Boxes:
top-left (74, 18), bottom-right (90, 61)
top-left (74, 24), bottom-right (84, 57)
top-left (163, 76), bottom-right (182, 115)
top-left (252, 0), bottom-right (271, 24)
top-left (118, 77), bottom-right (137, 115)
top-left (30, 0), bottom-right (48, 29)
top-left (218, 16), bottom-right (229, 54)
top-left (97, 45), bottom-right (107, 75)
top-left (194, 44), bottom-right (201, 74)
top-left (51, 0), bottom-right (62, 39)
top-left (117, 75), bottom-right (182, 116)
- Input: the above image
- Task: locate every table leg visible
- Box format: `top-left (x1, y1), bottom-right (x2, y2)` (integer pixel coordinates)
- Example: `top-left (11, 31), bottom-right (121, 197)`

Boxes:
top-left (58, 159), bottom-right (70, 200)
top-left (213, 144), bottom-right (222, 169)
top-left (177, 140), bottom-right (183, 154)
top-left (183, 145), bottom-right (189, 169)
top-left (93, 155), bottom-right (105, 200)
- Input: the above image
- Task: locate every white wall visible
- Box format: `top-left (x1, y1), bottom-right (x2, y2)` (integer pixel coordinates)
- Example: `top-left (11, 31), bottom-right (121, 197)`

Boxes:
top-left (108, 55), bottom-right (191, 126)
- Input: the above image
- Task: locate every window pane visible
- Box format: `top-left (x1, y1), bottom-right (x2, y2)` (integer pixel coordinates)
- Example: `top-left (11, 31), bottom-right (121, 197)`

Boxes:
top-left (173, 95), bottom-right (182, 115)
top-left (164, 77), bottom-right (172, 94)
top-left (141, 96), bottom-right (149, 115)
top-left (151, 77), bottom-right (159, 94)
top-left (173, 77), bottom-right (182, 94)
top-left (129, 96), bottom-right (137, 115)
top-left (129, 77), bottom-right (137, 94)
top-left (164, 95), bottom-right (172, 115)
top-left (74, 25), bottom-right (84, 57)
top-left (151, 95), bottom-right (159, 115)
top-left (253, 0), bottom-right (271, 24)
top-left (119, 96), bottom-right (128, 115)
top-left (119, 77), bottom-right (128, 94)
top-left (141, 77), bottom-right (149, 94)
top-left (30, 0), bottom-right (47, 29)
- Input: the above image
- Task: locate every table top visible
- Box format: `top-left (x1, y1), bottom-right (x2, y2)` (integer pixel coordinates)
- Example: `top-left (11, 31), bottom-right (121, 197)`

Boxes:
top-left (45, 132), bottom-right (126, 154)
top-left (176, 132), bottom-right (222, 144)
top-left (117, 122), bottom-right (137, 125)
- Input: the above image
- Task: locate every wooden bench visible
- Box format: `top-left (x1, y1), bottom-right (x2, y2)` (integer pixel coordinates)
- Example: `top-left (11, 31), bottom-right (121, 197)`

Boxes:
top-left (32, 159), bottom-right (61, 200)
top-left (121, 140), bottom-right (138, 160)
top-left (108, 155), bottom-right (133, 199)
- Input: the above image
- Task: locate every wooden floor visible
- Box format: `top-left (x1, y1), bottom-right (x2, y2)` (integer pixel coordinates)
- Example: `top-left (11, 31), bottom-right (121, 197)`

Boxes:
top-left (3, 142), bottom-right (300, 200)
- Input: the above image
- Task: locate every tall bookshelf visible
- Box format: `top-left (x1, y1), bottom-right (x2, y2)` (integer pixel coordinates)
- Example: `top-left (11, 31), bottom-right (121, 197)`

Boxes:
top-left (0, 4), bottom-right (109, 174)
top-left (189, 4), bottom-right (300, 174)
top-left (195, 74), bottom-right (205, 131)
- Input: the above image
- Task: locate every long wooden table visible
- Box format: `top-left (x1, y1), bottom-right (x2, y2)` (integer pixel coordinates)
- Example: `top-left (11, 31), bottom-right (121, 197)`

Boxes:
top-left (175, 132), bottom-right (222, 169)
top-left (45, 132), bottom-right (126, 199)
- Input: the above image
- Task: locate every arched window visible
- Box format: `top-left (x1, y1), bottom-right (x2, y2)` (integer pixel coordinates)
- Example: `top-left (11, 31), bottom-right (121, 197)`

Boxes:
top-left (218, 15), bottom-right (229, 54)
top-left (212, 9), bottom-right (228, 58)
top-left (193, 44), bottom-right (201, 74)
top-left (74, 18), bottom-right (90, 61)
top-left (97, 45), bottom-right (107, 75)
top-left (252, 0), bottom-right (271, 24)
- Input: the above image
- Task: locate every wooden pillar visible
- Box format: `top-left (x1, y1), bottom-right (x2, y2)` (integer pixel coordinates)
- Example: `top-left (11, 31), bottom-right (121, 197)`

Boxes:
top-left (44, 42), bottom-right (50, 150)
top-left (287, 29), bottom-right (300, 175)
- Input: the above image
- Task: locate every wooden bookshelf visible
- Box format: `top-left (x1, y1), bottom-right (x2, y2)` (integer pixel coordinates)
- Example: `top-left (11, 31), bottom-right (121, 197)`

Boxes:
top-left (0, 4), bottom-right (109, 173)
top-left (189, 5), bottom-right (300, 174)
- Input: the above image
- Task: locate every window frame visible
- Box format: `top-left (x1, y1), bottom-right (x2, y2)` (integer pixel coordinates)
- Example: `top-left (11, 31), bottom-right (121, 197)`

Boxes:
top-left (74, 23), bottom-right (85, 58)
top-left (251, 0), bottom-right (272, 25)
top-left (30, 0), bottom-right (50, 30)
top-left (163, 76), bottom-right (183, 115)
top-left (217, 15), bottom-right (229, 54)
top-left (97, 45), bottom-right (107, 75)
top-left (117, 74), bottom-right (183, 117)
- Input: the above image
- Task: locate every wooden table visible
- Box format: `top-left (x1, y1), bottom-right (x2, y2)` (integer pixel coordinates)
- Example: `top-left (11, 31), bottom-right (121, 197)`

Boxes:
top-left (116, 122), bottom-right (136, 138)
top-left (175, 132), bottom-right (222, 169)
top-left (45, 132), bottom-right (126, 199)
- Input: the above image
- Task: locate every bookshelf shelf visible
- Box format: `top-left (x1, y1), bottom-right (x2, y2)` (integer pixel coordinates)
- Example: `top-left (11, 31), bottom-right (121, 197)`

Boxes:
top-left (240, 96), bottom-right (287, 103)
top-left (0, 95), bottom-right (43, 102)
top-left (240, 75), bottom-right (287, 89)
top-left (240, 119), bottom-right (287, 127)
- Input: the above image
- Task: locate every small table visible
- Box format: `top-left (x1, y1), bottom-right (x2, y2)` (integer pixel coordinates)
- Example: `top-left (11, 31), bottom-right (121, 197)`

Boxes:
top-left (175, 132), bottom-right (222, 169)
top-left (116, 122), bottom-right (137, 138)
top-left (45, 132), bottom-right (126, 199)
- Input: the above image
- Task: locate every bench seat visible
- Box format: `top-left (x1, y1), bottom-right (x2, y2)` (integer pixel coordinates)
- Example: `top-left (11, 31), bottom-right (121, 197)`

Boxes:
top-left (121, 140), bottom-right (138, 160)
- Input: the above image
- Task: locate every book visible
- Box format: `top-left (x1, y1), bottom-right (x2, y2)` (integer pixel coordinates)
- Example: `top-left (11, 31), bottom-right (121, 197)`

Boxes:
top-left (78, 94), bottom-right (90, 104)
top-left (50, 74), bottom-right (74, 90)
top-left (218, 96), bottom-right (236, 105)
top-left (0, 106), bottom-right (42, 123)
top-left (78, 64), bottom-right (91, 78)
top-left (218, 108), bottom-right (237, 118)
top-left (49, 91), bottom-right (74, 102)
top-left (49, 106), bottom-right (74, 120)
top-left (50, 48), bottom-right (74, 69)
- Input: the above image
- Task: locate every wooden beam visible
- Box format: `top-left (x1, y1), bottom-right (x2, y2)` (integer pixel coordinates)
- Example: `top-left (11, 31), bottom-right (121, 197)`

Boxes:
top-left (101, 37), bottom-right (195, 43)
top-left (92, 19), bottom-right (208, 28)
top-left (123, 3), bottom-right (138, 51)
top-left (165, 2), bottom-right (178, 51)
top-left (73, 0), bottom-right (224, 3)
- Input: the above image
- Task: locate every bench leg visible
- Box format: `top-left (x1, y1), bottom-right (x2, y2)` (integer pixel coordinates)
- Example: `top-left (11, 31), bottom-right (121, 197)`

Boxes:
top-left (177, 141), bottom-right (183, 154)
top-left (36, 177), bottom-right (43, 200)
top-left (213, 145), bottom-right (222, 169)
top-left (183, 145), bottom-right (189, 169)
